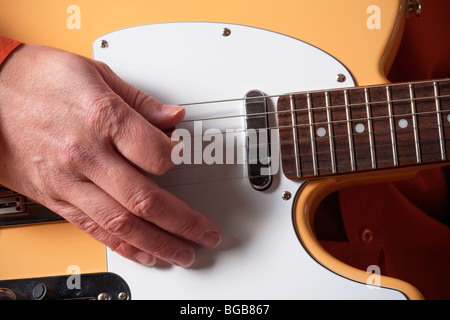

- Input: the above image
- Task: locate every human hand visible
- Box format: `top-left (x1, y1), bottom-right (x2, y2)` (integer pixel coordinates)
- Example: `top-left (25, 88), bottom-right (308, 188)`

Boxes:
top-left (0, 44), bottom-right (221, 267)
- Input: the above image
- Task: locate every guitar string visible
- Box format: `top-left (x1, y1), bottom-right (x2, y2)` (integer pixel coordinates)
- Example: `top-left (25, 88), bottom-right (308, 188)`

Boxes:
top-left (167, 126), bottom-right (450, 173)
top-left (179, 106), bottom-right (450, 143)
top-left (13, 80), bottom-right (450, 209)
top-left (19, 108), bottom-right (450, 209)
top-left (180, 93), bottom-right (450, 125)
top-left (169, 111), bottom-right (450, 161)
top-left (21, 127), bottom-right (450, 209)
top-left (13, 119), bottom-right (450, 205)
top-left (22, 147), bottom-right (450, 209)
top-left (8, 86), bottom-right (449, 205)
top-left (283, 153), bottom-right (449, 179)
top-left (20, 143), bottom-right (450, 210)
top-left (181, 95), bottom-right (450, 130)
top-left (177, 78), bottom-right (449, 108)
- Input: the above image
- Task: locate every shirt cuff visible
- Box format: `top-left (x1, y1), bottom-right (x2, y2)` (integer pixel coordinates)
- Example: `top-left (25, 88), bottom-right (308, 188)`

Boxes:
top-left (0, 35), bottom-right (23, 66)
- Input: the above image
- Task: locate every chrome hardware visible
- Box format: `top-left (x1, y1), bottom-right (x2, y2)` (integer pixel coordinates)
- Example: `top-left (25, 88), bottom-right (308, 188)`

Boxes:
top-left (0, 195), bottom-right (25, 215)
top-left (0, 186), bottom-right (64, 227)
top-left (222, 28), bottom-right (231, 37)
top-left (281, 191), bottom-right (292, 201)
top-left (97, 293), bottom-right (109, 300)
top-left (243, 90), bottom-right (273, 191)
top-left (118, 292), bottom-right (129, 300)
top-left (407, 0), bottom-right (421, 17)
top-left (336, 73), bottom-right (346, 83)
top-left (100, 40), bottom-right (109, 48)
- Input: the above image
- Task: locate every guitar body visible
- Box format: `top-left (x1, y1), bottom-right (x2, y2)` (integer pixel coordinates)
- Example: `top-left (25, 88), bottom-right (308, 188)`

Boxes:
top-left (0, 0), bottom-right (427, 299)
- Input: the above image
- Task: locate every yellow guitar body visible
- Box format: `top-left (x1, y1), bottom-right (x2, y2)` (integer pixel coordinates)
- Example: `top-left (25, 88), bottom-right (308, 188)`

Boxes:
top-left (0, 0), bottom-right (426, 299)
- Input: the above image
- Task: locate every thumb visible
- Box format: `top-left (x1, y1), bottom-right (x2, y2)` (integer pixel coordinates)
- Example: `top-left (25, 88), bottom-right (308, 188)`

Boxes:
top-left (94, 60), bottom-right (185, 130)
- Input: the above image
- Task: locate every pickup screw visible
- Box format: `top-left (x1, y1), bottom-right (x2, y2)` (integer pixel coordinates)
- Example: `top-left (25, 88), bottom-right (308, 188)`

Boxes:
top-left (222, 28), bottom-right (231, 37)
top-left (282, 191), bottom-right (292, 201)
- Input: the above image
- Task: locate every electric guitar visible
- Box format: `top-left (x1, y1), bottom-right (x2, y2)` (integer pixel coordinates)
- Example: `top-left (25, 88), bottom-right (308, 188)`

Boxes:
top-left (0, 0), bottom-right (446, 300)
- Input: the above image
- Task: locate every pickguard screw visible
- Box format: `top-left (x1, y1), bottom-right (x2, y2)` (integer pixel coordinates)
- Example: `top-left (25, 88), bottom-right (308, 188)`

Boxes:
top-left (97, 292), bottom-right (109, 300)
top-left (282, 191), bottom-right (292, 201)
top-left (222, 28), bottom-right (231, 37)
top-left (336, 74), bottom-right (346, 83)
top-left (118, 292), bottom-right (128, 300)
top-left (100, 40), bottom-right (109, 48)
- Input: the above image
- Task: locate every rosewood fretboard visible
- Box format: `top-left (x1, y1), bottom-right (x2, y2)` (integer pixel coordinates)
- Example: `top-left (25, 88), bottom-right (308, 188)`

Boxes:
top-left (277, 79), bottom-right (450, 179)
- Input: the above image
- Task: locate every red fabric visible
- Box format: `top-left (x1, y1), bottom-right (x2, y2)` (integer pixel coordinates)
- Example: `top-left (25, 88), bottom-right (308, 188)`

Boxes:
top-left (0, 35), bottom-right (22, 66)
top-left (317, 0), bottom-right (450, 300)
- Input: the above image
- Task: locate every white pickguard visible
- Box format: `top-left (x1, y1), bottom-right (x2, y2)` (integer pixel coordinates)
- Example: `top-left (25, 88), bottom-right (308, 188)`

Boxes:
top-left (94, 22), bottom-right (406, 300)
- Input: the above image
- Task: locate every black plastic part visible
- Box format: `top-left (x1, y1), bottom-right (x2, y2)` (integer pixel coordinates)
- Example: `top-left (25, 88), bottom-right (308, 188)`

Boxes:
top-left (0, 273), bottom-right (131, 300)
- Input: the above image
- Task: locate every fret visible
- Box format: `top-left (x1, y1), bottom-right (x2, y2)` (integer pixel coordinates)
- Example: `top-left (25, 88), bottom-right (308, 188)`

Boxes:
top-left (367, 86), bottom-right (395, 169)
top-left (389, 84), bottom-right (417, 167)
top-left (290, 94), bottom-right (317, 178)
top-left (306, 94), bottom-right (319, 176)
top-left (347, 88), bottom-right (372, 172)
top-left (364, 88), bottom-right (377, 169)
top-left (309, 92), bottom-right (334, 176)
top-left (414, 82), bottom-right (442, 163)
top-left (329, 90), bottom-right (353, 174)
top-left (434, 81), bottom-right (446, 161)
top-left (386, 85), bottom-right (399, 166)
top-left (344, 90), bottom-right (356, 171)
top-left (289, 95), bottom-right (301, 178)
top-left (409, 84), bottom-right (422, 164)
top-left (275, 78), bottom-right (450, 181)
top-left (325, 92), bottom-right (337, 174)
top-left (439, 81), bottom-right (450, 159)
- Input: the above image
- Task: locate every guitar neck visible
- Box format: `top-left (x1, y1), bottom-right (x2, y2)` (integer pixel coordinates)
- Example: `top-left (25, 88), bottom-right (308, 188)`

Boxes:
top-left (277, 78), bottom-right (450, 179)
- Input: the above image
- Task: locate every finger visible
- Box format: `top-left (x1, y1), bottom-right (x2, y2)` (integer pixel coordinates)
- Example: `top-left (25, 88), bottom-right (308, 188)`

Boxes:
top-left (94, 61), bottom-right (185, 130)
top-left (83, 150), bottom-right (222, 250)
top-left (47, 200), bottom-right (156, 266)
top-left (107, 103), bottom-right (177, 175)
top-left (60, 180), bottom-right (197, 268)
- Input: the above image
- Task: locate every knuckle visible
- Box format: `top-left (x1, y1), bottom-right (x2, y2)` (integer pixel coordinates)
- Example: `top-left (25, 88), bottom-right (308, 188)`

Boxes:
top-left (102, 213), bottom-right (133, 237)
top-left (130, 189), bottom-right (166, 219)
top-left (60, 207), bottom-right (104, 239)
top-left (79, 218), bottom-right (104, 238)
top-left (108, 239), bottom-right (134, 257)
top-left (133, 91), bottom-right (159, 114)
top-left (85, 95), bottom-right (126, 140)
top-left (146, 235), bottom-right (171, 258)
top-left (148, 144), bottom-right (175, 175)
top-left (175, 215), bottom-right (197, 239)
top-left (60, 139), bottom-right (96, 168)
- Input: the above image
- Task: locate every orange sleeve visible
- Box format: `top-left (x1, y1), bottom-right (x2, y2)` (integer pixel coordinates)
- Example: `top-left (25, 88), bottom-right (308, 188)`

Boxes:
top-left (0, 35), bottom-right (22, 66)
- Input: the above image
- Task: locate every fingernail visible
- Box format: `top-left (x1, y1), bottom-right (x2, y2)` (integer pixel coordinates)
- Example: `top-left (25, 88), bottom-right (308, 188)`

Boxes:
top-left (171, 249), bottom-right (195, 268)
top-left (161, 105), bottom-right (184, 116)
top-left (135, 252), bottom-right (156, 267)
top-left (199, 231), bottom-right (222, 248)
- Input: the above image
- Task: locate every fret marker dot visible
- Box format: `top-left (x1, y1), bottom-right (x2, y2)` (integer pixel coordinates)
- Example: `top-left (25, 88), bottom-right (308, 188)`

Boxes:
top-left (398, 119), bottom-right (408, 129)
top-left (316, 127), bottom-right (327, 137)
top-left (355, 123), bottom-right (365, 133)
top-left (447, 114), bottom-right (450, 123)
